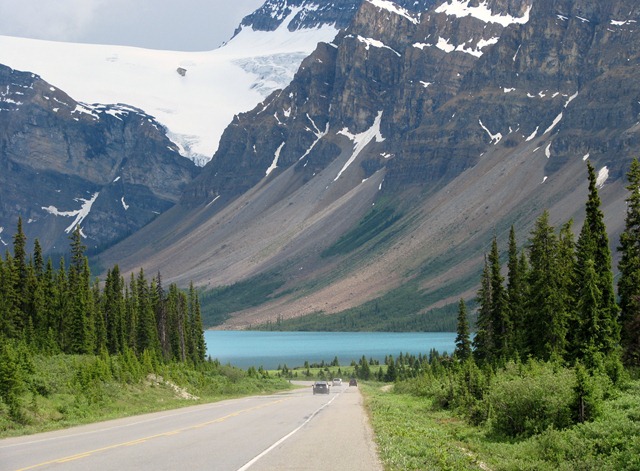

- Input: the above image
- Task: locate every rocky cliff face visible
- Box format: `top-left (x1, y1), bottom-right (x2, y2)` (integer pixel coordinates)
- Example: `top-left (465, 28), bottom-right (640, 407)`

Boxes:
top-left (97, 0), bottom-right (640, 328)
top-left (187, 0), bottom-right (639, 207)
top-left (0, 65), bottom-right (198, 252)
top-left (234, 0), bottom-right (363, 34)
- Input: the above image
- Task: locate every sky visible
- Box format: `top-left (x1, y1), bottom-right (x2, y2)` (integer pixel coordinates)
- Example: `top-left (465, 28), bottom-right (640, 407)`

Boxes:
top-left (0, 0), bottom-right (265, 51)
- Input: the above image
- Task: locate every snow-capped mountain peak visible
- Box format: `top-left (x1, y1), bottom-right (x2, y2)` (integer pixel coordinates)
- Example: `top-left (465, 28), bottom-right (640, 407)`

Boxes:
top-left (0, 1), bottom-right (344, 165)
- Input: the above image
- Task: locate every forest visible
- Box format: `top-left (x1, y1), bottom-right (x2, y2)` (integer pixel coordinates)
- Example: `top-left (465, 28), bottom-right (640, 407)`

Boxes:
top-left (356, 159), bottom-right (640, 469)
top-left (0, 224), bottom-right (290, 433)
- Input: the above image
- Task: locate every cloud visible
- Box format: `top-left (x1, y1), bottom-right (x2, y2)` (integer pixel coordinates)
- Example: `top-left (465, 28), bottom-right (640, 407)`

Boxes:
top-left (0, 0), bottom-right (264, 50)
top-left (0, 0), bottom-right (108, 42)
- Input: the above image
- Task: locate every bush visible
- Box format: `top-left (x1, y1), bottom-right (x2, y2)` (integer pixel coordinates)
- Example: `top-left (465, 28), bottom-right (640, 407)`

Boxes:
top-left (487, 360), bottom-right (575, 438)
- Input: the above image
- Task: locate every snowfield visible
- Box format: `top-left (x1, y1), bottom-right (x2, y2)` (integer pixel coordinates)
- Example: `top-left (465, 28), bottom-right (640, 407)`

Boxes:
top-left (0, 9), bottom-right (337, 165)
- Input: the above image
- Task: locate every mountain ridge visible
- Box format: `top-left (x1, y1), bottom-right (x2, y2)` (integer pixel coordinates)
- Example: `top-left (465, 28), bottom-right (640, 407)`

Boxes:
top-left (3, 0), bottom-right (639, 330)
top-left (96, 0), bottom-right (640, 329)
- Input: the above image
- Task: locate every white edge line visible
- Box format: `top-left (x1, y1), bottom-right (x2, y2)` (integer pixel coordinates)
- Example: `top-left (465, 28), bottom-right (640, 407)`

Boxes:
top-left (236, 393), bottom-right (340, 471)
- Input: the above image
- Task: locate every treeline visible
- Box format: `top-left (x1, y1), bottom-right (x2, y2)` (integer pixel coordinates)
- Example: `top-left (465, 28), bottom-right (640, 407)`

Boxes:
top-left (453, 159), bottom-right (640, 371)
top-left (0, 222), bottom-right (206, 365)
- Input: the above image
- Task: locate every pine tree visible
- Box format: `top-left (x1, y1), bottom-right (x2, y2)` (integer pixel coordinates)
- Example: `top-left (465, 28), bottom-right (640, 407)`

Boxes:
top-left (188, 282), bottom-right (206, 363)
top-left (54, 258), bottom-right (68, 351)
top-left (556, 220), bottom-right (577, 360)
top-left (67, 226), bottom-right (92, 354)
top-left (103, 266), bottom-right (126, 355)
top-left (489, 236), bottom-right (510, 359)
top-left (573, 161), bottom-right (620, 360)
top-left (507, 226), bottom-right (527, 356)
top-left (11, 218), bottom-right (29, 334)
top-left (575, 259), bottom-right (604, 368)
top-left (454, 298), bottom-right (472, 361)
top-left (134, 269), bottom-right (160, 356)
top-left (155, 272), bottom-right (170, 359)
top-left (526, 210), bottom-right (566, 360)
top-left (618, 158), bottom-right (640, 365)
top-left (473, 256), bottom-right (493, 363)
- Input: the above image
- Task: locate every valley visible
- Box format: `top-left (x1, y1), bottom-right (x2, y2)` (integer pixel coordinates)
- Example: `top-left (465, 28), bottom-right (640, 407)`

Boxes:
top-left (1, 0), bottom-right (639, 330)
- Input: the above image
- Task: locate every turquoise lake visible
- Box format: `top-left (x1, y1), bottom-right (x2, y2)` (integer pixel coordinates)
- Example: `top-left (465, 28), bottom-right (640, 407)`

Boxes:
top-left (204, 331), bottom-right (457, 369)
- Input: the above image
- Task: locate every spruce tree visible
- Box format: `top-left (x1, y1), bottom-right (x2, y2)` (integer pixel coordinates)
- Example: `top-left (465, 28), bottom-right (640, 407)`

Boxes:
top-left (134, 269), bottom-right (160, 356)
top-left (557, 220), bottom-right (577, 360)
top-left (573, 161), bottom-right (620, 360)
top-left (507, 226), bottom-right (526, 356)
top-left (575, 259), bottom-right (604, 368)
top-left (489, 236), bottom-right (510, 358)
top-left (188, 282), bottom-right (206, 363)
top-left (67, 226), bottom-right (92, 354)
top-left (473, 256), bottom-right (493, 363)
top-left (618, 158), bottom-right (640, 365)
top-left (155, 272), bottom-right (170, 359)
top-left (104, 266), bottom-right (126, 355)
top-left (11, 218), bottom-right (28, 334)
top-left (526, 210), bottom-right (566, 360)
top-left (454, 298), bottom-right (472, 361)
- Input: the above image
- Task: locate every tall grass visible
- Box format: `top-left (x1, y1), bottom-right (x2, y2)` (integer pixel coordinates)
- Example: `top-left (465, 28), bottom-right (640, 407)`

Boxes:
top-left (363, 361), bottom-right (640, 470)
top-left (0, 351), bottom-right (291, 438)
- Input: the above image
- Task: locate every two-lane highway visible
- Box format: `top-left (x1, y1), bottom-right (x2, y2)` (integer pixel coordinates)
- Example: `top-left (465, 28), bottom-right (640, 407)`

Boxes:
top-left (1, 381), bottom-right (382, 471)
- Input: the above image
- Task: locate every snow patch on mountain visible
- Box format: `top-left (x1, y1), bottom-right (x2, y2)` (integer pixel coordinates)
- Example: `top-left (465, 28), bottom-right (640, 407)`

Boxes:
top-left (42, 192), bottom-right (100, 234)
top-left (368, 0), bottom-right (420, 24)
top-left (0, 8), bottom-right (337, 166)
top-left (335, 111), bottom-right (386, 181)
top-left (435, 0), bottom-right (532, 27)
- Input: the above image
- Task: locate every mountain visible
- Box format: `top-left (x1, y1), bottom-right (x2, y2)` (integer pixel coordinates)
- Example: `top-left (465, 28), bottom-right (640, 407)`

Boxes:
top-left (0, 1), bottom-right (346, 165)
top-left (3, 0), bottom-right (640, 331)
top-left (0, 64), bottom-right (198, 253)
top-left (96, 0), bottom-right (640, 330)
top-left (0, 0), bottom-right (351, 254)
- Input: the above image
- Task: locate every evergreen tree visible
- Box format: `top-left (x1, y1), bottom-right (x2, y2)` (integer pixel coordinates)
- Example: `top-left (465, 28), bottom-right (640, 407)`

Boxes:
top-left (618, 158), bottom-right (640, 365)
top-left (385, 355), bottom-right (397, 382)
top-left (103, 266), bottom-right (126, 355)
top-left (67, 227), bottom-right (92, 354)
top-left (573, 161), bottom-right (620, 360)
top-left (93, 279), bottom-right (106, 353)
top-left (188, 282), bottom-right (206, 363)
top-left (125, 274), bottom-right (138, 350)
top-left (575, 259), bottom-right (604, 368)
top-left (0, 251), bottom-right (20, 339)
top-left (507, 226), bottom-right (527, 356)
top-left (11, 218), bottom-right (29, 334)
top-left (526, 211), bottom-right (566, 360)
top-left (134, 269), bottom-right (160, 356)
top-left (454, 298), bottom-right (472, 361)
top-left (473, 256), bottom-right (493, 363)
top-left (54, 258), bottom-right (68, 351)
top-left (155, 272), bottom-right (170, 359)
top-left (12, 218), bottom-right (27, 284)
top-left (489, 236), bottom-right (510, 358)
top-left (556, 220), bottom-right (577, 360)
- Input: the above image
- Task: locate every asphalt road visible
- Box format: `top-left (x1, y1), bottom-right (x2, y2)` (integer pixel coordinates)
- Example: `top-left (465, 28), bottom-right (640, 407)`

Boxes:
top-left (0, 381), bottom-right (382, 471)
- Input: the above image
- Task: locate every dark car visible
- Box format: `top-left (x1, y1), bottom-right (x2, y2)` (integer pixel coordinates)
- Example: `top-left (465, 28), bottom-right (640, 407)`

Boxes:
top-left (349, 378), bottom-right (358, 387)
top-left (312, 381), bottom-right (330, 394)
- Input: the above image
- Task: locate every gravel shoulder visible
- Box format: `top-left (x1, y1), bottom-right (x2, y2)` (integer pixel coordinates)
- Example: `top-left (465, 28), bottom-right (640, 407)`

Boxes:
top-left (248, 384), bottom-right (382, 471)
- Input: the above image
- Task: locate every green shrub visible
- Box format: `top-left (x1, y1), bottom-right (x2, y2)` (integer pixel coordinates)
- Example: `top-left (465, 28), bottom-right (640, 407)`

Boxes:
top-left (487, 360), bottom-right (575, 438)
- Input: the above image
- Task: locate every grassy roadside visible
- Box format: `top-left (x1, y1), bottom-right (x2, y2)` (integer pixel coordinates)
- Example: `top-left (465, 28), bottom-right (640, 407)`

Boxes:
top-left (362, 382), bottom-right (485, 470)
top-left (361, 375), bottom-right (640, 471)
top-left (0, 353), bottom-right (292, 439)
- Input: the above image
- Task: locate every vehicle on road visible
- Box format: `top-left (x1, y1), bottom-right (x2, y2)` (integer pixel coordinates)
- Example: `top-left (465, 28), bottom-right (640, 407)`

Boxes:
top-left (349, 378), bottom-right (358, 387)
top-left (332, 378), bottom-right (342, 386)
top-left (312, 381), bottom-right (330, 394)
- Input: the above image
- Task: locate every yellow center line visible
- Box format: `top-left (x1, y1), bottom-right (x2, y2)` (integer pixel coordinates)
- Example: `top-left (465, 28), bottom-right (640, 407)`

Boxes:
top-left (14, 398), bottom-right (289, 471)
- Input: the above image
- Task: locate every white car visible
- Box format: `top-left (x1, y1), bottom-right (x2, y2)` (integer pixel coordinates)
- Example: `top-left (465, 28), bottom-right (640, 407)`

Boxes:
top-left (332, 378), bottom-right (342, 386)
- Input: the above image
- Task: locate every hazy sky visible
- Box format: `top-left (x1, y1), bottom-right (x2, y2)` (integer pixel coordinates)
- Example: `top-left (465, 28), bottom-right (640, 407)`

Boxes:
top-left (0, 0), bottom-right (265, 51)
